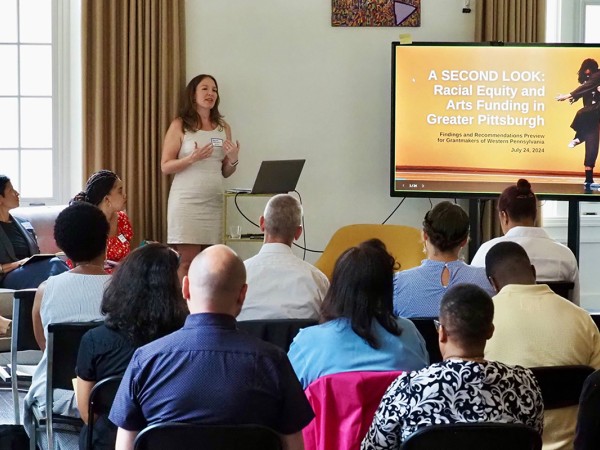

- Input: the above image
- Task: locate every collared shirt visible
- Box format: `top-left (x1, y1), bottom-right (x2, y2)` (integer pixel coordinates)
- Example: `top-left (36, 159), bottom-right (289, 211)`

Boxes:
top-left (393, 259), bottom-right (495, 318)
top-left (238, 243), bottom-right (329, 321)
top-left (109, 313), bottom-right (314, 434)
top-left (361, 360), bottom-right (544, 450)
top-left (470, 226), bottom-right (580, 304)
top-left (486, 283), bottom-right (600, 450)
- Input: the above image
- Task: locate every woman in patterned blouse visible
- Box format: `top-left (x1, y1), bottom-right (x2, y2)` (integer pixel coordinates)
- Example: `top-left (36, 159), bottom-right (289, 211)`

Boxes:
top-left (70, 170), bottom-right (133, 272)
top-left (362, 283), bottom-right (544, 450)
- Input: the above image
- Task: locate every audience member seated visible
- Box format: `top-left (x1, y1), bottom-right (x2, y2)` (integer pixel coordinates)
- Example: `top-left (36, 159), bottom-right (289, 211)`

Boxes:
top-left (108, 245), bottom-right (314, 450)
top-left (288, 239), bottom-right (429, 389)
top-left (0, 174), bottom-right (68, 290)
top-left (393, 201), bottom-right (494, 318)
top-left (237, 194), bottom-right (329, 321)
top-left (575, 369), bottom-right (600, 450)
top-left (23, 202), bottom-right (112, 450)
top-left (471, 178), bottom-right (580, 304)
top-left (361, 284), bottom-right (544, 450)
top-left (75, 243), bottom-right (188, 450)
top-left (70, 170), bottom-right (132, 273)
top-left (484, 241), bottom-right (600, 450)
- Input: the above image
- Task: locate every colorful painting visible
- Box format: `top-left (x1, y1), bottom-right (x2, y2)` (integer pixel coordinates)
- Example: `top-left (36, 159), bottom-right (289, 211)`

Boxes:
top-left (332, 0), bottom-right (420, 27)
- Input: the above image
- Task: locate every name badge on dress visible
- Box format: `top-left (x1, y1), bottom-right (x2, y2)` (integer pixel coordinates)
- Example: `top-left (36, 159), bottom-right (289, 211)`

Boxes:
top-left (117, 234), bottom-right (127, 244)
top-left (22, 221), bottom-right (34, 230)
top-left (211, 138), bottom-right (223, 147)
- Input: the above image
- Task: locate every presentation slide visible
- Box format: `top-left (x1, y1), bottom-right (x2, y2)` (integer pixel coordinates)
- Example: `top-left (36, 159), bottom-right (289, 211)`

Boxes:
top-left (392, 43), bottom-right (600, 198)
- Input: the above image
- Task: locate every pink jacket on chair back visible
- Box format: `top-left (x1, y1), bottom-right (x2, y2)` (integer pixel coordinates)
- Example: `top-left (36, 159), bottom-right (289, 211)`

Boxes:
top-left (302, 370), bottom-right (404, 450)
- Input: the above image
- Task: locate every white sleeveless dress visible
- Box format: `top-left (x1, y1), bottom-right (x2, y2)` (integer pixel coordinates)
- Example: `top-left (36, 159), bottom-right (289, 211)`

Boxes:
top-left (167, 126), bottom-right (227, 245)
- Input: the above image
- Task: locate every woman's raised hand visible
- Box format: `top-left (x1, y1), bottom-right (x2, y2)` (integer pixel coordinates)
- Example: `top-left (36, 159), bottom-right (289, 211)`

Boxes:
top-left (223, 139), bottom-right (240, 163)
top-left (189, 142), bottom-right (214, 163)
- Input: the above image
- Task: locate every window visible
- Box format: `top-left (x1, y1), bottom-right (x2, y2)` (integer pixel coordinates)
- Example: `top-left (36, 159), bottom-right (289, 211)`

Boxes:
top-left (0, 0), bottom-right (55, 201)
top-left (0, 0), bottom-right (76, 205)
top-left (583, 2), bottom-right (600, 42)
top-left (545, 0), bottom-right (561, 42)
top-left (543, 0), bottom-right (600, 218)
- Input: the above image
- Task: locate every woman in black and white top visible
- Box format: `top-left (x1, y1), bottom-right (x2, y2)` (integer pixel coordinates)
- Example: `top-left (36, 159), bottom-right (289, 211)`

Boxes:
top-left (362, 284), bottom-right (544, 450)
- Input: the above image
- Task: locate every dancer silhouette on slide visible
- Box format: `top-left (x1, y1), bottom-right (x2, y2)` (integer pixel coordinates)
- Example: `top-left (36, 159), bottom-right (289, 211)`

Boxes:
top-left (556, 58), bottom-right (600, 187)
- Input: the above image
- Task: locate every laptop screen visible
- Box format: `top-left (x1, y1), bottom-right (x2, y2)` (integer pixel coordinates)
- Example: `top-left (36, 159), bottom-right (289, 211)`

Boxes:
top-left (250, 159), bottom-right (306, 194)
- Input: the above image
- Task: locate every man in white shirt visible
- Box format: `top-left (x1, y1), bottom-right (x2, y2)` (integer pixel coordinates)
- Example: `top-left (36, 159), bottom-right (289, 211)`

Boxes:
top-left (237, 194), bottom-right (329, 321)
top-left (484, 241), bottom-right (600, 450)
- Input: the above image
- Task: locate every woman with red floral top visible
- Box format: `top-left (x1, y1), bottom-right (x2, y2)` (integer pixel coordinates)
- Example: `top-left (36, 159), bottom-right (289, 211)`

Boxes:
top-left (70, 170), bottom-right (132, 272)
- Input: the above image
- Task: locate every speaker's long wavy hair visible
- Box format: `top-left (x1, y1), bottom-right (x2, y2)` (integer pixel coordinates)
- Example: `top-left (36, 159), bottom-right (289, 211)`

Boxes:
top-left (180, 74), bottom-right (224, 133)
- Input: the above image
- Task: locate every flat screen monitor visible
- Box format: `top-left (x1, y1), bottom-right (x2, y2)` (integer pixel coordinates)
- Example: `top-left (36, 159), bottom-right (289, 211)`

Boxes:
top-left (391, 42), bottom-right (600, 200)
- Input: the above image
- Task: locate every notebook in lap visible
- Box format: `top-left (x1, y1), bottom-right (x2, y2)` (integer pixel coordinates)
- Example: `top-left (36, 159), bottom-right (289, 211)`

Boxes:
top-left (228, 159), bottom-right (306, 194)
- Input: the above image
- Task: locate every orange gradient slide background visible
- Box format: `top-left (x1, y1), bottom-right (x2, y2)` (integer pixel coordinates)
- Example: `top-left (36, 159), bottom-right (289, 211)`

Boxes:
top-left (394, 45), bottom-right (600, 175)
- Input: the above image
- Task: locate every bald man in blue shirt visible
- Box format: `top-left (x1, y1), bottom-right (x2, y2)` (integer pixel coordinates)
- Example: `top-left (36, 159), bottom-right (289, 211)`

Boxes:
top-left (110, 245), bottom-right (314, 450)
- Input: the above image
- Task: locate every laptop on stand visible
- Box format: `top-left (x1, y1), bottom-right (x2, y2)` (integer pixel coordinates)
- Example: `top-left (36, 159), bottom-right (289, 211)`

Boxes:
top-left (227, 159), bottom-right (306, 194)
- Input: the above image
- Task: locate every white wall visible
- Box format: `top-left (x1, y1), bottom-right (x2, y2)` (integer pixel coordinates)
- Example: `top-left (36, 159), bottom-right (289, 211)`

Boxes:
top-left (185, 0), bottom-right (476, 261)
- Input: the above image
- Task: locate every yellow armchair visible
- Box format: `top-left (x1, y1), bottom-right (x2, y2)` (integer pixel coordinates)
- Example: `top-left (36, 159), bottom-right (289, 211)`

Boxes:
top-left (314, 224), bottom-right (423, 281)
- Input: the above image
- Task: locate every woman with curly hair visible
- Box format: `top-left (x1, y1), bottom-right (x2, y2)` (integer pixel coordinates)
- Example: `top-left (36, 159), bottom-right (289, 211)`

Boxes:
top-left (75, 243), bottom-right (188, 450)
top-left (393, 201), bottom-right (494, 318)
top-left (24, 202), bottom-right (111, 450)
top-left (70, 169), bottom-right (132, 272)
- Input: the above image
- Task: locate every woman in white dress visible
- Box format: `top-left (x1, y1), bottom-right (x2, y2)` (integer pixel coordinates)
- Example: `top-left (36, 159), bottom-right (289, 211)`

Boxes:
top-left (162, 74), bottom-right (240, 280)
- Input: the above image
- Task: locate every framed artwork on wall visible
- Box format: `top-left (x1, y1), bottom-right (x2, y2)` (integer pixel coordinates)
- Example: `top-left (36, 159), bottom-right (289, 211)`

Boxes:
top-left (332, 0), bottom-right (421, 27)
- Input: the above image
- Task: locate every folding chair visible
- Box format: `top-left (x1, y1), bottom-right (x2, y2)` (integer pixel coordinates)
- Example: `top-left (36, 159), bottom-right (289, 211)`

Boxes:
top-left (9, 289), bottom-right (41, 424)
top-left (134, 423), bottom-right (282, 450)
top-left (542, 281), bottom-right (575, 302)
top-left (303, 370), bottom-right (403, 450)
top-left (401, 422), bottom-right (542, 450)
top-left (237, 319), bottom-right (317, 352)
top-left (86, 375), bottom-right (123, 450)
top-left (530, 365), bottom-right (594, 410)
top-left (408, 318), bottom-right (442, 364)
top-left (30, 321), bottom-right (101, 450)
